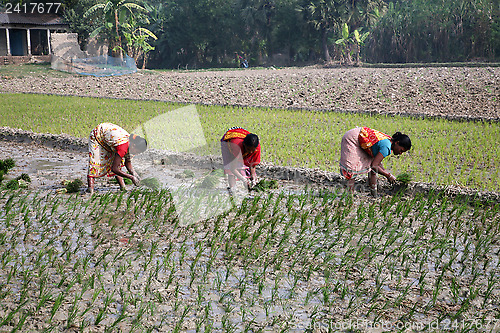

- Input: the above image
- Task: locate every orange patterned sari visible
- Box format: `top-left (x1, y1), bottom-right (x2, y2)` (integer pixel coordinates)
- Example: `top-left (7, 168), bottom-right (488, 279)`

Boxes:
top-left (88, 123), bottom-right (130, 178)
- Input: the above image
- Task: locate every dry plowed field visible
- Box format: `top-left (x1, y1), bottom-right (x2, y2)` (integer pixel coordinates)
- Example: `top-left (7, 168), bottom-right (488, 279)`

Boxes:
top-left (1, 65), bottom-right (499, 120)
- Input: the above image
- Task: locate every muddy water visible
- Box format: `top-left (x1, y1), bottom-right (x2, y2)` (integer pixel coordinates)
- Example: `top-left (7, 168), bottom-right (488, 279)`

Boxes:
top-left (0, 139), bottom-right (312, 198)
top-left (1, 140), bottom-right (88, 189)
top-left (0, 140), bottom-right (209, 192)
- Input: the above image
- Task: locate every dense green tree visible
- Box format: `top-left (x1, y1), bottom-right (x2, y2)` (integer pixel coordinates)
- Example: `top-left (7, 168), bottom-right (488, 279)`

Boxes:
top-left (9, 0), bottom-right (495, 67)
top-left (235, 0), bottom-right (276, 61)
top-left (145, 0), bottom-right (238, 68)
top-left (297, 0), bottom-right (347, 61)
top-left (272, 0), bottom-right (314, 63)
top-left (296, 0), bottom-right (385, 62)
top-left (365, 0), bottom-right (500, 63)
top-left (62, 0), bottom-right (96, 48)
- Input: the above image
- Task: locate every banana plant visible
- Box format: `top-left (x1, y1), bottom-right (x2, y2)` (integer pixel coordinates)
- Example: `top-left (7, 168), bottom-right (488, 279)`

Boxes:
top-left (122, 25), bottom-right (158, 69)
top-left (335, 23), bottom-right (370, 65)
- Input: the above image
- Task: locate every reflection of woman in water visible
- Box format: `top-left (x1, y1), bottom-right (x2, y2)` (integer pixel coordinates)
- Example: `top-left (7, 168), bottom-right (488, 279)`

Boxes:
top-left (220, 127), bottom-right (261, 192)
top-left (87, 123), bottom-right (147, 194)
top-left (340, 127), bottom-right (411, 196)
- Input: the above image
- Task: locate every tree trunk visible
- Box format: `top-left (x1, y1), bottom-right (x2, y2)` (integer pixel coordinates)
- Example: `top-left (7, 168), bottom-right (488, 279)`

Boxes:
top-left (321, 28), bottom-right (331, 62)
top-left (354, 43), bottom-right (360, 65)
top-left (114, 10), bottom-right (123, 60)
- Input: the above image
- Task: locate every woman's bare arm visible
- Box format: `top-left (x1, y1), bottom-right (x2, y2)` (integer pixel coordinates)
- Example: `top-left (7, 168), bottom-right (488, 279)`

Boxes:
top-left (111, 154), bottom-right (135, 180)
top-left (371, 152), bottom-right (395, 181)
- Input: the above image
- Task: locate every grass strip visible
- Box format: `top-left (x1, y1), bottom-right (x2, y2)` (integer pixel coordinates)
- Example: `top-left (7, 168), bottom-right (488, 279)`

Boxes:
top-left (0, 92), bottom-right (498, 191)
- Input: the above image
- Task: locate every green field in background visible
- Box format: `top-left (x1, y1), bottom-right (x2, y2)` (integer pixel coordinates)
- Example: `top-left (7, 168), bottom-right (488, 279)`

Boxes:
top-left (1, 93), bottom-right (498, 191)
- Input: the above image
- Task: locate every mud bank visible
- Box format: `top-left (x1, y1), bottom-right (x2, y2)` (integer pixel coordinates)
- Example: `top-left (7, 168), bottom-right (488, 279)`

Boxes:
top-left (1, 126), bottom-right (498, 203)
top-left (0, 126), bottom-right (86, 152)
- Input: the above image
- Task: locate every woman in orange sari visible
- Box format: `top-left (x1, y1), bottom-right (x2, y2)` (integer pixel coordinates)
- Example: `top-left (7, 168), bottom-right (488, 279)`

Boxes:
top-left (87, 123), bottom-right (147, 194)
top-left (220, 127), bottom-right (261, 192)
top-left (340, 127), bottom-right (411, 196)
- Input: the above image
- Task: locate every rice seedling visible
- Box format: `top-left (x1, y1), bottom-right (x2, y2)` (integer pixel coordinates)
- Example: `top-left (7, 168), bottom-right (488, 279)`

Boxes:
top-left (0, 180), bottom-right (498, 331)
top-left (1, 92), bottom-right (499, 190)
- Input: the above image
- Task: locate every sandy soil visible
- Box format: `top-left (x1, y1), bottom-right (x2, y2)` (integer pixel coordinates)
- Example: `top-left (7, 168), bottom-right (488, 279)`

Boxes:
top-left (0, 66), bottom-right (499, 121)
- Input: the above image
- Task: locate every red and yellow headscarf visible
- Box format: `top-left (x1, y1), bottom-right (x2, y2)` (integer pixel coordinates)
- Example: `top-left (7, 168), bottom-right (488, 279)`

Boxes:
top-left (221, 127), bottom-right (250, 142)
top-left (358, 127), bottom-right (391, 157)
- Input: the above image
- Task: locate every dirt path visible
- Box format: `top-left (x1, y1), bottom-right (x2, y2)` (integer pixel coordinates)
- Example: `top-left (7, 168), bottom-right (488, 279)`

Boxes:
top-left (1, 66), bottom-right (499, 120)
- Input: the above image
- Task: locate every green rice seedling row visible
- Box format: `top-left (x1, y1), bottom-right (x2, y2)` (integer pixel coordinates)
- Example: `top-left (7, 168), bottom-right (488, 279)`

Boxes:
top-left (1, 93), bottom-right (498, 191)
top-left (0, 188), bottom-right (498, 331)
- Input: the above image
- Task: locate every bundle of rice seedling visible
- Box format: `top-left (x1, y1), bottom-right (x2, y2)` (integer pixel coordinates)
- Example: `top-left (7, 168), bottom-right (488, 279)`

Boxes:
top-left (199, 175), bottom-right (219, 189)
top-left (0, 158), bottom-right (15, 173)
top-left (175, 170), bottom-right (195, 179)
top-left (396, 172), bottom-right (413, 184)
top-left (2, 172), bottom-right (31, 190)
top-left (5, 179), bottom-right (19, 190)
top-left (184, 170), bottom-right (195, 178)
top-left (16, 173), bottom-right (31, 183)
top-left (251, 179), bottom-right (278, 192)
top-left (110, 177), bottom-right (133, 185)
top-left (141, 177), bottom-right (162, 190)
top-left (65, 179), bottom-right (83, 193)
top-left (210, 169), bottom-right (225, 177)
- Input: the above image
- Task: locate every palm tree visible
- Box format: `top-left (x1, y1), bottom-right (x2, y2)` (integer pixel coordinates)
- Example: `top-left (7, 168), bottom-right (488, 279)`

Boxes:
top-left (297, 0), bottom-right (346, 62)
top-left (84, 0), bottom-right (148, 58)
top-left (237, 0), bottom-right (276, 59)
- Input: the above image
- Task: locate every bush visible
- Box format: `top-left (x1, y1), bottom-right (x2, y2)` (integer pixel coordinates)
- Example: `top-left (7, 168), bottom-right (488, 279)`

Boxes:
top-left (0, 158), bottom-right (15, 173)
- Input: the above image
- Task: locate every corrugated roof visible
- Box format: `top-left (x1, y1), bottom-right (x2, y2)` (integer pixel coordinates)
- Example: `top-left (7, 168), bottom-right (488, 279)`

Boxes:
top-left (0, 13), bottom-right (67, 26)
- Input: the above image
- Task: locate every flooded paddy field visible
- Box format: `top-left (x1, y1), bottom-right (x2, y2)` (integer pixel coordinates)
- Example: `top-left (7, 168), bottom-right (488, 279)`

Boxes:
top-left (0, 137), bottom-right (499, 332)
top-left (1, 63), bottom-right (499, 332)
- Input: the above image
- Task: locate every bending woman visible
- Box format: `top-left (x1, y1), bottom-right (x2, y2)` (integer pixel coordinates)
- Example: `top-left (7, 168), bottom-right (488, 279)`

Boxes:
top-left (220, 127), bottom-right (261, 192)
top-left (339, 127), bottom-right (411, 195)
top-left (87, 123), bottom-right (147, 194)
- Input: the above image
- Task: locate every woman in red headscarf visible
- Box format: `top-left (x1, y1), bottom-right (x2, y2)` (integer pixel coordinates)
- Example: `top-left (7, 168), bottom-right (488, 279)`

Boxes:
top-left (220, 127), bottom-right (261, 191)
